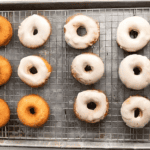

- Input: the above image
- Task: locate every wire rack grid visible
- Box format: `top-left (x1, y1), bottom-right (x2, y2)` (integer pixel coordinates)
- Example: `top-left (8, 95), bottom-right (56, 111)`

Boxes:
top-left (0, 7), bottom-right (150, 148)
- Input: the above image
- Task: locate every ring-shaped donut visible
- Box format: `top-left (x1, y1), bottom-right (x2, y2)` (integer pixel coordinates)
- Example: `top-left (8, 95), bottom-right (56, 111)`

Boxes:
top-left (74, 90), bottom-right (109, 123)
top-left (71, 53), bottom-right (104, 85)
top-left (119, 54), bottom-right (150, 90)
top-left (18, 14), bottom-right (51, 49)
top-left (18, 56), bottom-right (52, 87)
top-left (17, 94), bottom-right (50, 128)
top-left (64, 14), bottom-right (100, 49)
top-left (117, 16), bottom-right (150, 52)
top-left (121, 96), bottom-right (150, 128)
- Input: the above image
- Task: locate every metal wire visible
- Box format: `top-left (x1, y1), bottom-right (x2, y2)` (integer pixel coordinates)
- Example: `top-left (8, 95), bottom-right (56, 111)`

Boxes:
top-left (0, 8), bottom-right (150, 145)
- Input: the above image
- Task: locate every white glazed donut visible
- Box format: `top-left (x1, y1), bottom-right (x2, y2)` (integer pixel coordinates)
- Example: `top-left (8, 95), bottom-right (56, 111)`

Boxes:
top-left (18, 14), bottom-right (51, 49)
top-left (71, 53), bottom-right (104, 85)
top-left (18, 56), bottom-right (52, 87)
top-left (74, 90), bottom-right (109, 123)
top-left (117, 16), bottom-right (150, 52)
top-left (64, 14), bottom-right (100, 49)
top-left (121, 96), bottom-right (150, 128)
top-left (119, 54), bottom-right (150, 90)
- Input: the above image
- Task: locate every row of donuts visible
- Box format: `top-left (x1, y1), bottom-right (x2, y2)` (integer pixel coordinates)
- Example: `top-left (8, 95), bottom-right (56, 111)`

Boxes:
top-left (1, 52), bottom-right (148, 91)
top-left (0, 88), bottom-right (149, 129)
top-left (1, 13), bottom-right (150, 52)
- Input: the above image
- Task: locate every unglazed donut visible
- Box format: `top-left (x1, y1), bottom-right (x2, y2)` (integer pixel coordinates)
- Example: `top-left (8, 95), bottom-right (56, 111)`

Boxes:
top-left (117, 16), bottom-right (150, 52)
top-left (0, 16), bottom-right (13, 46)
top-left (74, 90), bottom-right (109, 123)
top-left (64, 14), bottom-right (100, 49)
top-left (17, 94), bottom-right (50, 128)
top-left (71, 53), bottom-right (104, 85)
top-left (119, 54), bottom-right (150, 90)
top-left (18, 14), bottom-right (51, 49)
top-left (0, 55), bottom-right (12, 86)
top-left (121, 96), bottom-right (150, 128)
top-left (18, 56), bottom-right (52, 87)
top-left (0, 98), bottom-right (10, 128)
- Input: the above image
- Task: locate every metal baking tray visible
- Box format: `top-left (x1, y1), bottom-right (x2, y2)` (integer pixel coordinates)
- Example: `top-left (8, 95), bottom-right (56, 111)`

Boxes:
top-left (0, 1), bottom-right (150, 149)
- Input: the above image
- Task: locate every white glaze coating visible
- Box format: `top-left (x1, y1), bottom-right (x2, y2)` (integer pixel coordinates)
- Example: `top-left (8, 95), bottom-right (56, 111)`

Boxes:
top-left (119, 54), bottom-right (150, 90)
top-left (121, 96), bottom-right (150, 128)
top-left (71, 53), bottom-right (104, 85)
top-left (117, 16), bottom-right (150, 52)
top-left (18, 56), bottom-right (51, 87)
top-left (18, 14), bottom-right (51, 49)
top-left (74, 90), bottom-right (108, 123)
top-left (64, 14), bottom-right (100, 49)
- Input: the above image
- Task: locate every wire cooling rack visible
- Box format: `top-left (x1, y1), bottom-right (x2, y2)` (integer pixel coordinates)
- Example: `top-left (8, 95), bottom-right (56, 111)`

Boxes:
top-left (0, 8), bottom-right (150, 148)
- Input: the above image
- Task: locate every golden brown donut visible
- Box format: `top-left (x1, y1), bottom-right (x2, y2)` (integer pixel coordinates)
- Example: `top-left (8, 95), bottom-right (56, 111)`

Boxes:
top-left (0, 98), bottom-right (10, 127)
top-left (0, 55), bottom-right (12, 86)
top-left (0, 16), bottom-right (13, 46)
top-left (17, 94), bottom-right (50, 128)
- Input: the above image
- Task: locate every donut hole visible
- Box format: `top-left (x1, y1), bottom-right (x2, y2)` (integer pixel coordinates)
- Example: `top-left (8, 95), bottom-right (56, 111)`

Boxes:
top-left (129, 30), bottom-right (138, 39)
top-left (33, 28), bottom-right (38, 35)
top-left (85, 65), bottom-right (92, 72)
top-left (29, 107), bottom-right (35, 114)
top-left (134, 108), bottom-right (142, 118)
top-left (30, 67), bottom-right (38, 74)
top-left (87, 102), bottom-right (96, 110)
top-left (77, 26), bottom-right (87, 36)
top-left (133, 67), bottom-right (142, 75)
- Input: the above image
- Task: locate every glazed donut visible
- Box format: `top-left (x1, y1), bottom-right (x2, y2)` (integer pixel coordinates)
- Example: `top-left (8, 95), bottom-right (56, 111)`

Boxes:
top-left (18, 56), bottom-right (52, 87)
top-left (121, 96), bottom-right (150, 128)
top-left (0, 98), bottom-right (10, 128)
top-left (64, 14), bottom-right (100, 49)
top-left (17, 94), bottom-right (50, 128)
top-left (0, 55), bottom-right (12, 86)
top-left (74, 90), bottom-right (109, 123)
top-left (18, 14), bottom-right (51, 49)
top-left (119, 54), bottom-right (150, 90)
top-left (71, 53), bottom-right (104, 85)
top-left (117, 16), bottom-right (150, 52)
top-left (0, 16), bottom-right (13, 47)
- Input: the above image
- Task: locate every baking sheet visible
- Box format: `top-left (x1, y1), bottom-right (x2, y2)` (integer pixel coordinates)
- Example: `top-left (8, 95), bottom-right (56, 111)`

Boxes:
top-left (0, 8), bottom-right (150, 148)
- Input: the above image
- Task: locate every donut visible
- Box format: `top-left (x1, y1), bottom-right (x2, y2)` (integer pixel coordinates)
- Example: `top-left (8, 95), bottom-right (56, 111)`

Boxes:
top-left (71, 53), bottom-right (104, 85)
top-left (119, 54), bottom-right (150, 90)
top-left (18, 56), bottom-right (52, 88)
top-left (64, 14), bottom-right (100, 49)
top-left (17, 94), bottom-right (50, 128)
top-left (74, 90), bottom-right (109, 123)
top-left (0, 98), bottom-right (10, 128)
top-left (117, 16), bottom-right (150, 52)
top-left (18, 14), bottom-right (51, 49)
top-left (0, 16), bottom-right (13, 47)
top-left (0, 55), bottom-right (12, 86)
top-left (121, 96), bottom-right (150, 128)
